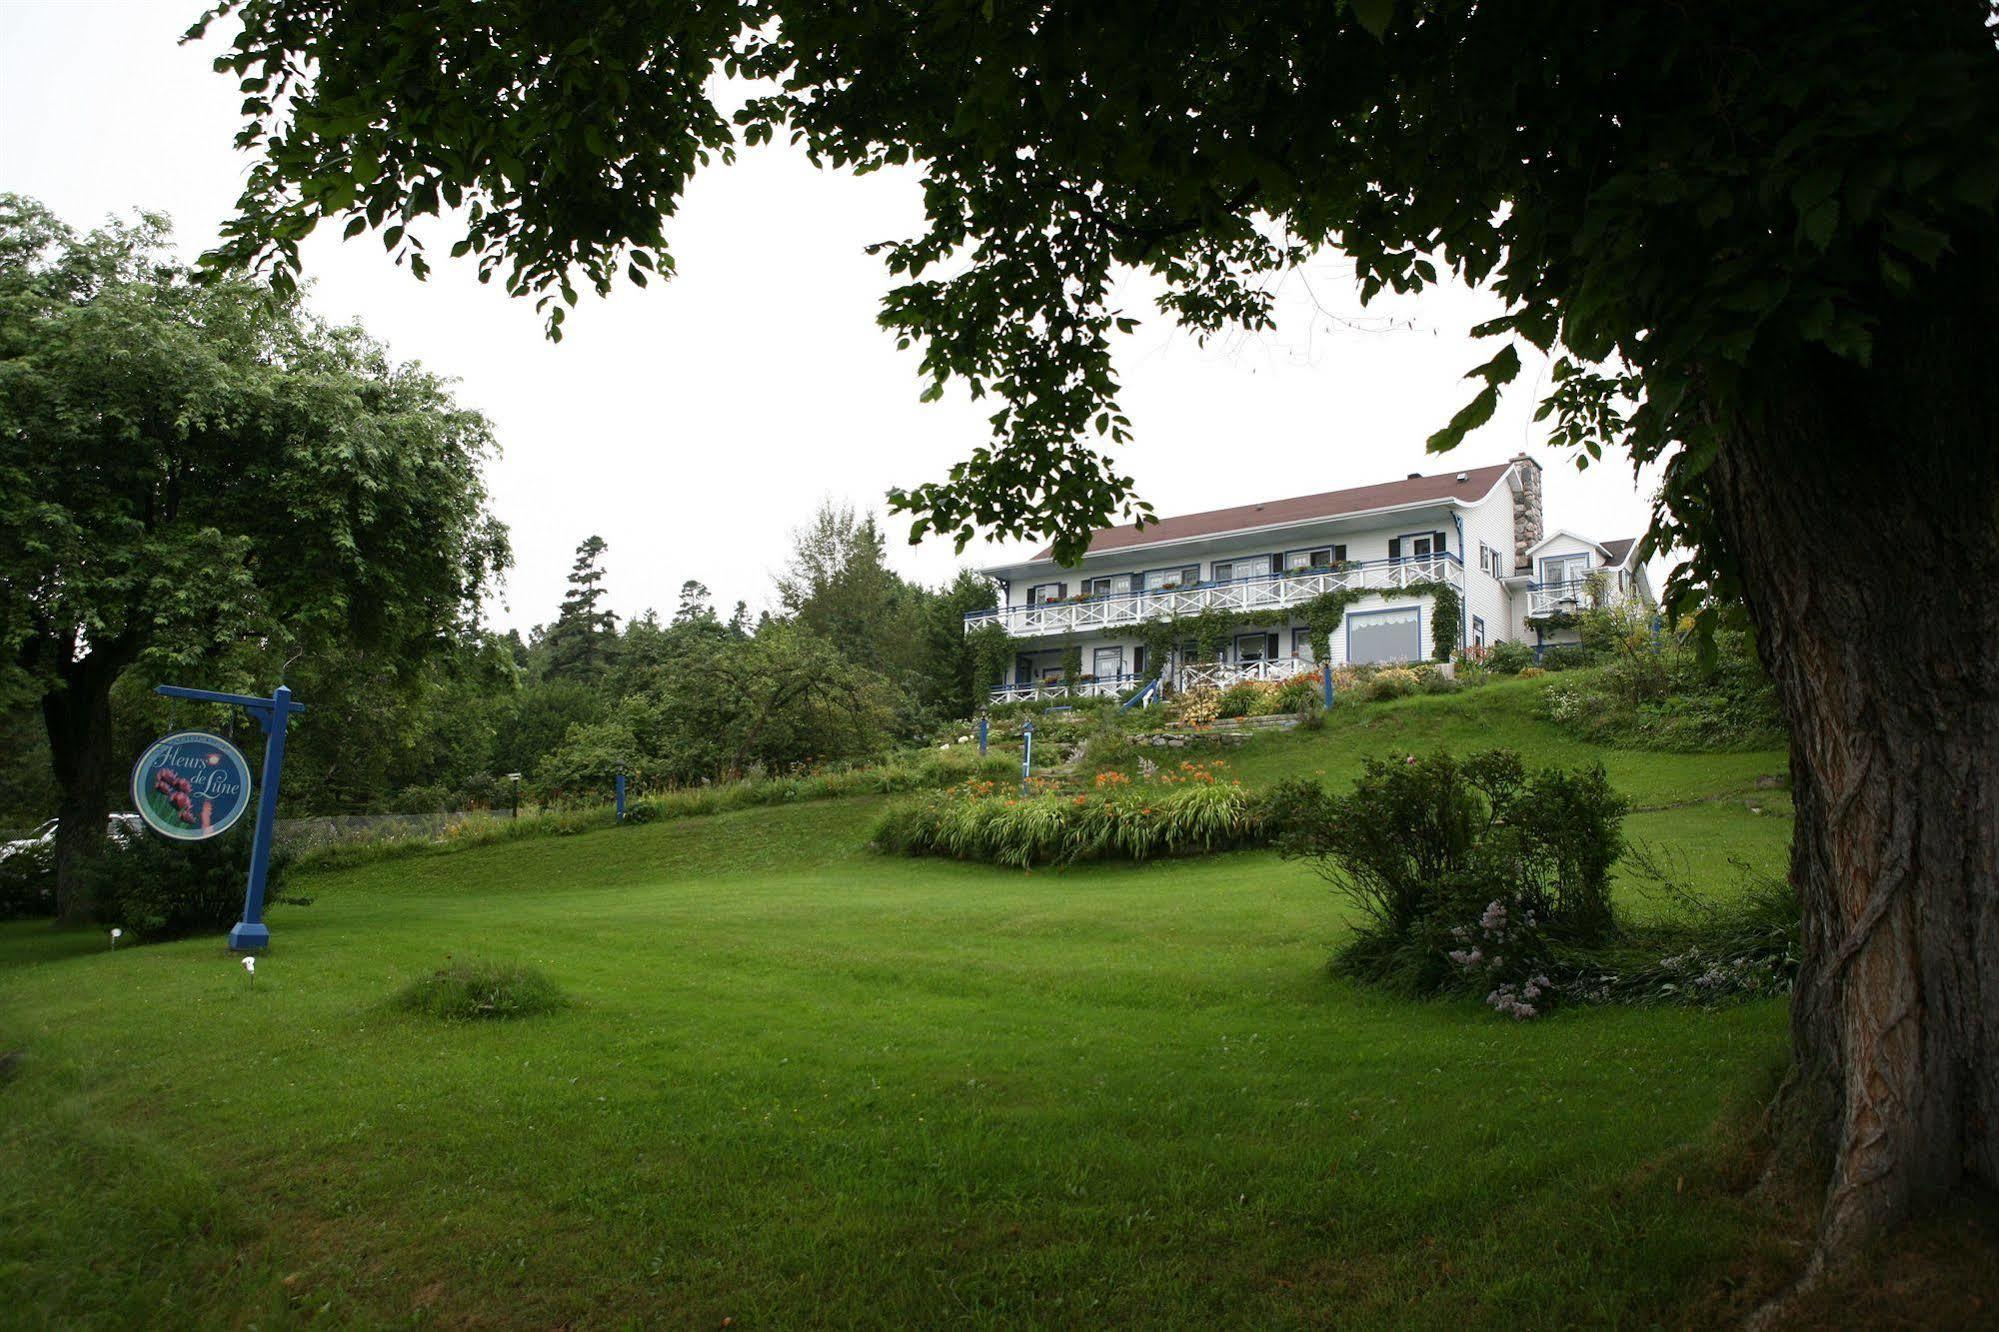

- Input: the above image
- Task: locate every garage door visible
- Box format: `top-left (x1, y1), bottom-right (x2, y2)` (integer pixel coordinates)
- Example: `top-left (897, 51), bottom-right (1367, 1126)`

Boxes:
top-left (1347, 608), bottom-right (1422, 664)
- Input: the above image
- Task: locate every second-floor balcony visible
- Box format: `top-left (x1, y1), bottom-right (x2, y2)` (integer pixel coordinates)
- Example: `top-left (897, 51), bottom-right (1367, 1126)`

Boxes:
top-left (965, 553), bottom-right (1463, 639)
top-left (1526, 574), bottom-right (1621, 619)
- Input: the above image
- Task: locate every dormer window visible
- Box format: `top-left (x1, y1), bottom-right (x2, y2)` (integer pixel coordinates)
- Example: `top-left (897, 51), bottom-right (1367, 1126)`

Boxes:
top-left (1540, 553), bottom-right (1589, 585)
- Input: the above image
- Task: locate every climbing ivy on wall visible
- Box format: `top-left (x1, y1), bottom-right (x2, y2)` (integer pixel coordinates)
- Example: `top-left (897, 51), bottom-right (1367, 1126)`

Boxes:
top-left (967, 621), bottom-right (1017, 696)
top-left (965, 578), bottom-right (1462, 702)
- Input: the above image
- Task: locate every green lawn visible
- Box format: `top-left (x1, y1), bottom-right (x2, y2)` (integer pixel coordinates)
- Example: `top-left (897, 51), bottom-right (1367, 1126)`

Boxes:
top-left (0, 694), bottom-right (1797, 1328)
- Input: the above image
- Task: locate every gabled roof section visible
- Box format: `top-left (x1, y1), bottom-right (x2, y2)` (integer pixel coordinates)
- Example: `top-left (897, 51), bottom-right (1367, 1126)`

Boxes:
top-left (1028, 462), bottom-right (1512, 561)
top-left (1599, 537), bottom-right (1638, 567)
top-left (1521, 529), bottom-right (1641, 568)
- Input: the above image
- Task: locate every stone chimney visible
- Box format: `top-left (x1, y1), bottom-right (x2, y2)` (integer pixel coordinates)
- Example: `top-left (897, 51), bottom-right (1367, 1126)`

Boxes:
top-left (1509, 453), bottom-right (1543, 571)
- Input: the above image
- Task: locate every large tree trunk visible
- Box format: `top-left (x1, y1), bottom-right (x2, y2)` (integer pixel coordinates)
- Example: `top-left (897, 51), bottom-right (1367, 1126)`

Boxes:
top-left (41, 653), bottom-right (122, 926)
top-left (1705, 235), bottom-right (1999, 1263)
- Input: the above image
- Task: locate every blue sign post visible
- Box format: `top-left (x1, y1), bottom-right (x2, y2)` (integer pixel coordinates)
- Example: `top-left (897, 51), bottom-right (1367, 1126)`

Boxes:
top-left (152, 684), bottom-right (304, 952)
top-left (615, 773), bottom-right (627, 822)
top-left (1322, 665), bottom-right (1336, 711)
top-left (1019, 717), bottom-right (1035, 795)
top-left (977, 715), bottom-right (989, 757)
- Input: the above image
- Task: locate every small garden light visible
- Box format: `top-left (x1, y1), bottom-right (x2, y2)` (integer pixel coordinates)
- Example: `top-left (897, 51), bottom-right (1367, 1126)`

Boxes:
top-left (242, 955), bottom-right (256, 985)
top-left (110, 927), bottom-right (122, 950)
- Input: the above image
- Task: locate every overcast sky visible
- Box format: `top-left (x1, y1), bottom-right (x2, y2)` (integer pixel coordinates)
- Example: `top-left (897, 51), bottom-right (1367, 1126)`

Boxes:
top-left (2, 1), bottom-right (1664, 633)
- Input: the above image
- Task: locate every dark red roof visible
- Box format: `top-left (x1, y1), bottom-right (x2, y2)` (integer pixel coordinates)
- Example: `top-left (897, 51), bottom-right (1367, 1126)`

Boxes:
top-left (1031, 462), bottom-right (1513, 560)
top-left (1600, 537), bottom-right (1638, 566)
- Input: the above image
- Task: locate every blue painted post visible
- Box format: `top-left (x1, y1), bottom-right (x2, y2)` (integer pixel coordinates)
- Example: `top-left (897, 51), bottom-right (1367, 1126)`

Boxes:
top-left (977, 715), bottom-right (989, 756)
top-left (231, 685), bottom-right (292, 952)
top-left (1322, 662), bottom-right (1335, 710)
top-left (615, 773), bottom-right (627, 821)
top-left (1020, 718), bottom-right (1035, 796)
top-left (155, 683), bottom-right (303, 952)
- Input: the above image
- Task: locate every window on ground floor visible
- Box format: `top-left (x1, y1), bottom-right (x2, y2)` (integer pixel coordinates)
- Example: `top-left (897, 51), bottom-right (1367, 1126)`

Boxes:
top-left (1236, 632), bottom-right (1279, 663)
top-left (1347, 607), bottom-right (1423, 664)
top-left (1292, 628), bottom-right (1313, 660)
top-left (1091, 647), bottom-right (1125, 679)
top-left (1472, 615), bottom-right (1486, 648)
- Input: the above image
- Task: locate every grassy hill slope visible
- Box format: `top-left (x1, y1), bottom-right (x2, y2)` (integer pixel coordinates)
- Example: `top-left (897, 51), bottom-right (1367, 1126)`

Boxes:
top-left (0, 684), bottom-right (1835, 1327)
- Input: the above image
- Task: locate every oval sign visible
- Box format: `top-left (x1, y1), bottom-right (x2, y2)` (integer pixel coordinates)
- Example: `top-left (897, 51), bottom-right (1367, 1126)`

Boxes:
top-left (130, 731), bottom-right (254, 841)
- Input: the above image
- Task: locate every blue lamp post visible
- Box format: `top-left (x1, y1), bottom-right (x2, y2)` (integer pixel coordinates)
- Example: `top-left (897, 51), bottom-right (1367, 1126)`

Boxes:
top-left (1020, 717), bottom-right (1036, 795)
top-left (153, 683), bottom-right (304, 952)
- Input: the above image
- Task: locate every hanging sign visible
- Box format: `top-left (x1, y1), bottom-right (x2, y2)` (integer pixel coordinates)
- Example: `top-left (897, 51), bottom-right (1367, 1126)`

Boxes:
top-left (130, 731), bottom-right (254, 841)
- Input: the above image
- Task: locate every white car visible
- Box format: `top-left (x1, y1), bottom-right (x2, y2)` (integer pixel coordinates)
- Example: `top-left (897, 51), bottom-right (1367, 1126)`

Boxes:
top-left (0, 815), bottom-right (143, 863)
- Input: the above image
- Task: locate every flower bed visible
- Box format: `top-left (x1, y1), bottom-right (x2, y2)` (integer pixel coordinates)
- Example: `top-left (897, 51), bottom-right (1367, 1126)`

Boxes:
top-left (870, 761), bottom-right (1267, 867)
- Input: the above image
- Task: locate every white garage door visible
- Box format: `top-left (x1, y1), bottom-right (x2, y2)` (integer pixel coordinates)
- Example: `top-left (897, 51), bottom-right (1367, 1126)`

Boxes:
top-left (1347, 608), bottom-right (1422, 665)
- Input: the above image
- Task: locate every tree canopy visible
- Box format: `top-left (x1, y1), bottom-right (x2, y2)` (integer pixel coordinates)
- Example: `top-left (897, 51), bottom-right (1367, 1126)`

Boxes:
top-left (0, 194), bottom-right (509, 916)
top-left (190, 2), bottom-right (1996, 580)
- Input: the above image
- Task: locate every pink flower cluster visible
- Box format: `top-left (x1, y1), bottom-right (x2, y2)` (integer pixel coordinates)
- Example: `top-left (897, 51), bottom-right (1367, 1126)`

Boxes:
top-left (151, 768), bottom-right (205, 827)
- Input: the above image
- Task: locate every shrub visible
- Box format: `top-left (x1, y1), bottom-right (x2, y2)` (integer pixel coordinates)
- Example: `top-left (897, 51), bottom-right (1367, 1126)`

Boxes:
top-left (1076, 715), bottom-right (1139, 776)
top-left (1270, 674), bottom-right (1322, 715)
top-left (1417, 667), bottom-right (1460, 695)
top-left (1273, 749), bottom-right (1628, 1014)
top-left (1485, 640), bottom-right (1535, 675)
top-left (1172, 688), bottom-right (1223, 726)
top-left (1537, 644), bottom-right (1593, 671)
top-left (0, 836), bottom-right (55, 920)
top-left (78, 830), bottom-right (299, 941)
top-left (1518, 666), bottom-right (1546, 679)
top-left (1362, 667), bottom-right (1421, 701)
top-left (1216, 681), bottom-right (1264, 719)
top-left (395, 959), bottom-right (568, 1020)
top-left (1541, 624), bottom-right (1784, 751)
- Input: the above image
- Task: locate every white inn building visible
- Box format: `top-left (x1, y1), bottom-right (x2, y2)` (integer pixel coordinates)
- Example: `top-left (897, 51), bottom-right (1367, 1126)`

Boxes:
top-left (968, 453), bottom-right (1652, 703)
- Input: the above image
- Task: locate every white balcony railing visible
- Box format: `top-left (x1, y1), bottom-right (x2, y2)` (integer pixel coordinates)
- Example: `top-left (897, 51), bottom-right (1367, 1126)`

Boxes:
top-left (1176, 657), bottom-right (1312, 691)
top-left (1526, 575), bottom-right (1621, 619)
top-left (966, 553), bottom-right (1463, 640)
top-left (987, 672), bottom-right (1151, 705)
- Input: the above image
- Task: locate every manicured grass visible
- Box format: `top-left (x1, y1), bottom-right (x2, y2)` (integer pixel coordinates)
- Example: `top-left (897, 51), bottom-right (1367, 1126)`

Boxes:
top-left (0, 692), bottom-right (1802, 1327)
top-left (1222, 676), bottom-right (1786, 810)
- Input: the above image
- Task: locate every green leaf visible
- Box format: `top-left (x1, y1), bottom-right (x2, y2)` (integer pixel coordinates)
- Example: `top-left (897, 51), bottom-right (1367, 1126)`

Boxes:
top-left (1350, 0), bottom-right (1396, 37)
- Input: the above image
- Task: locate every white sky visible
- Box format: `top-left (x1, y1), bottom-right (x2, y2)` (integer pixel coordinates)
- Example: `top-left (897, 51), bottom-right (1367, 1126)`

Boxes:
top-left (1, 1), bottom-right (1664, 633)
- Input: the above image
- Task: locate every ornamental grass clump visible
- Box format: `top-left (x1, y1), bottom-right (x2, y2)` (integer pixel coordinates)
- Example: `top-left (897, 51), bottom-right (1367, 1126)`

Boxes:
top-left (870, 761), bottom-right (1263, 867)
top-left (395, 959), bottom-right (568, 1021)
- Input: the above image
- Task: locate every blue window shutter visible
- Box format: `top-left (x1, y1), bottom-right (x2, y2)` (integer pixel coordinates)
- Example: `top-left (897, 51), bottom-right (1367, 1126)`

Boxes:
top-left (1389, 537), bottom-right (1402, 560)
top-left (1435, 530), bottom-right (1448, 552)
top-left (1334, 544), bottom-right (1347, 562)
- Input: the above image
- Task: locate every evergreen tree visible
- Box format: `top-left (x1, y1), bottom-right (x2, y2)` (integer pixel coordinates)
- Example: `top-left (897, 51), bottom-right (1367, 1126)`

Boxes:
top-left (543, 535), bottom-right (617, 680)
top-left (673, 579), bottom-right (716, 627)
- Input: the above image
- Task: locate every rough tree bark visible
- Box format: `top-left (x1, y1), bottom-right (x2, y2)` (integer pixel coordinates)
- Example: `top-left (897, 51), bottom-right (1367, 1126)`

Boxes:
top-left (39, 649), bottom-right (127, 926)
top-left (1706, 235), bottom-right (1998, 1263)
